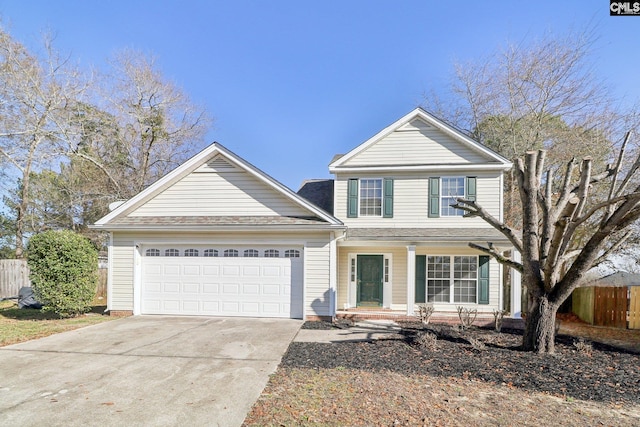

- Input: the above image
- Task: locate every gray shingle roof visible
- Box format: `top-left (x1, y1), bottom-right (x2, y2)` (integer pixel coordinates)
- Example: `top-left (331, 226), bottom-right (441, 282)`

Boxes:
top-left (346, 227), bottom-right (512, 243)
top-left (297, 179), bottom-right (334, 215)
top-left (110, 215), bottom-right (330, 227)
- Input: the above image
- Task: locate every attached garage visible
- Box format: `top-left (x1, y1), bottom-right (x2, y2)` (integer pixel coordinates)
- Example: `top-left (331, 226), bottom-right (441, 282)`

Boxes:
top-left (92, 143), bottom-right (344, 320)
top-left (140, 245), bottom-right (303, 318)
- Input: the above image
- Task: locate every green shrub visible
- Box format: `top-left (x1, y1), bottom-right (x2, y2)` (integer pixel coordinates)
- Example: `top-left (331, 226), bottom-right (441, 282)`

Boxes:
top-left (27, 230), bottom-right (98, 318)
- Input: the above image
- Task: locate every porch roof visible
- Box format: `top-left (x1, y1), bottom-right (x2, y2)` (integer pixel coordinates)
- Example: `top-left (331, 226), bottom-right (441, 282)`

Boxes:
top-left (345, 227), bottom-right (513, 244)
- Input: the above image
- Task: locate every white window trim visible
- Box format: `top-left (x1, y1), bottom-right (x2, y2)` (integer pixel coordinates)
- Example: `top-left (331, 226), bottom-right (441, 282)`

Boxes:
top-left (439, 176), bottom-right (466, 217)
top-left (358, 178), bottom-right (383, 217)
top-left (347, 252), bottom-right (392, 309)
top-left (425, 254), bottom-right (479, 304)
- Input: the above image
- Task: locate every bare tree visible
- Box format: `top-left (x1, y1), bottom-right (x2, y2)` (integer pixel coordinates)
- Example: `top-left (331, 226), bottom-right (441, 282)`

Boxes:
top-left (85, 49), bottom-right (211, 199)
top-left (454, 135), bottom-right (640, 353)
top-left (424, 29), bottom-right (620, 229)
top-left (0, 28), bottom-right (88, 257)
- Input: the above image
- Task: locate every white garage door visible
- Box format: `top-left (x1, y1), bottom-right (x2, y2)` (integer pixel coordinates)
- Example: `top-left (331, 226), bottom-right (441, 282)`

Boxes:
top-left (141, 246), bottom-right (303, 318)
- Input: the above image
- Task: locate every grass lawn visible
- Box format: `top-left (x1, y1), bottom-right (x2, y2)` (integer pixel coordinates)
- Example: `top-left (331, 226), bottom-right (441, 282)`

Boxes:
top-left (0, 299), bottom-right (116, 347)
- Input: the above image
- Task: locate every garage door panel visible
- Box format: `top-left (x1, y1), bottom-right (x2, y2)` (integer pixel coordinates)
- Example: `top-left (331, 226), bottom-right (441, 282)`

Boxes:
top-left (141, 246), bottom-right (303, 318)
top-left (183, 301), bottom-right (201, 313)
top-left (222, 283), bottom-right (240, 294)
top-left (183, 265), bottom-right (200, 275)
top-left (203, 266), bottom-right (220, 276)
top-left (242, 284), bottom-right (260, 295)
top-left (183, 283), bottom-right (200, 293)
top-left (202, 283), bottom-right (219, 293)
top-left (163, 300), bottom-right (180, 311)
top-left (164, 283), bottom-right (180, 293)
top-left (164, 265), bottom-right (180, 275)
top-left (223, 265), bottom-right (241, 276)
top-left (262, 284), bottom-right (281, 295)
top-left (242, 266), bottom-right (260, 276)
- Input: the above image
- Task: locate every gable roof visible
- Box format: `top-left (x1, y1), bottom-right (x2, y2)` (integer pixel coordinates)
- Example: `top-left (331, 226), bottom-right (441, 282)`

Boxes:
top-left (329, 107), bottom-right (512, 173)
top-left (92, 142), bottom-right (343, 230)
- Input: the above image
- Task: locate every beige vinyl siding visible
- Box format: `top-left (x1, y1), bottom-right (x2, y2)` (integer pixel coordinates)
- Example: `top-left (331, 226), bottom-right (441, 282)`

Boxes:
top-left (111, 234), bottom-right (135, 311)
top-left (128, 169), bottom-right (310, 217)
top-left (304, 241), bottom-right (332, 317)
top-left (335, 172), bottom-right (502, 227)
top-left (342, 126), bottom-right (490, 167)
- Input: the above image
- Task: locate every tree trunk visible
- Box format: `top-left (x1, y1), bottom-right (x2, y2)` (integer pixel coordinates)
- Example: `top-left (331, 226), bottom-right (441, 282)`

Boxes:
top-left (522, 295), bottom-right (559, 353)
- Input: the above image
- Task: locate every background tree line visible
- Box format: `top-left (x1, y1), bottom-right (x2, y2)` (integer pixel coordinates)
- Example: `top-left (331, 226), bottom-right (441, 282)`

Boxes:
top-left (0, 27), bottom-right (212, 258)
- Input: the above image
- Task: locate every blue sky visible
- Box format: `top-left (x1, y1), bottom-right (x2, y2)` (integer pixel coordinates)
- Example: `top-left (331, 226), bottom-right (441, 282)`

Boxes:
top-left (0, 1), bottom-right (637, 190)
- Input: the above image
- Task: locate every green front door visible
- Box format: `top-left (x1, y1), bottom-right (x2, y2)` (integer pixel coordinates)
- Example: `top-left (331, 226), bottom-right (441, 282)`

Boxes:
top-left (357, 255), bottom-right (383, 307)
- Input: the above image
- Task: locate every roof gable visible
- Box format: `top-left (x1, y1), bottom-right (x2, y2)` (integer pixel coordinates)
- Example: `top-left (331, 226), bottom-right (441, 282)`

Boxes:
top-left (94, 143), bottom-right (342, 228)
top-left (329, 108), bottom-right (512, 172)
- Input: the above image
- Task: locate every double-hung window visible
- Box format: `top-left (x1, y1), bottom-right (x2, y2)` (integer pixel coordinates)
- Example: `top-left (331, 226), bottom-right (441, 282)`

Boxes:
top-left (359, 179), bottom-right (382, 216)
top-left (347, 178), bottom-right (394, 218)
top-left (419, 255), bottom-right (488, 304)
top-left (428, 176), bottom-right (476, 218)
top-left (440, 177), bottom-right (465, 216)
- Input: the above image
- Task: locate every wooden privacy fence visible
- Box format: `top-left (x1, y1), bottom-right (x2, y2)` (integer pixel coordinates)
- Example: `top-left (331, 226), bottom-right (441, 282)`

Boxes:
top-left (631, 287), bottom-right (640, 330)
top-left (594, 287), bottom-right (628, 328)
top-left (0, 259), bottom-right (30, 298)
top-left (573, 285), bottom-right (640, 330)
top-left (0, 259), bottom-right (107, 301)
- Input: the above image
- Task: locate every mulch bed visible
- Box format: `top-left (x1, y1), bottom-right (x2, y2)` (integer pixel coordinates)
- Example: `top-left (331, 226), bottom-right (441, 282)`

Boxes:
top-left (284, 321), bottom-right (640, 405)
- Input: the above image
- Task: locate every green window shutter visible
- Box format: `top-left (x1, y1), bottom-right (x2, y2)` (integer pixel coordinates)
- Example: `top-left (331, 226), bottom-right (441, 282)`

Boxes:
top-left (428, 177), bottom-right (440, 218)
top-left (347, 179), bottom-right (358, 218)
top-left (415, 255), bottom-right (426, 303)
top-left (383, 178), bottom-right (394, 218)
top-left (466, 176), bottom-right (477, 202)
top-left (478, 255), bottom-right (490, 304)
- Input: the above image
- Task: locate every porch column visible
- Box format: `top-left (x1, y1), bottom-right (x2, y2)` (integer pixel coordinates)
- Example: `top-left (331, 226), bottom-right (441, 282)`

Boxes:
top-left (406, 245), bottom-right (416, 316)
top-left (329, 232), bottom-right (337, 316)
top-left (511, 249), bottom-right (522, 318)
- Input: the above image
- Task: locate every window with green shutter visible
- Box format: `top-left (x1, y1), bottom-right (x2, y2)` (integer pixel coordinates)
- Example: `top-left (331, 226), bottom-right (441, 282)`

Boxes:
top-left (428, 177), bottom-right (440, 218)
top-left (478, 255), bottom-right (490, 304)
top-left (383, 178), bottom-right (393, 218)
top-left (429, 176), bottom-right (477, 217)
top-left (347, 178), bottom-right (358, 217)
top-left (466, 176), bottom-right (477, 202)
top-left (415, 255), bottom-right (426, 303)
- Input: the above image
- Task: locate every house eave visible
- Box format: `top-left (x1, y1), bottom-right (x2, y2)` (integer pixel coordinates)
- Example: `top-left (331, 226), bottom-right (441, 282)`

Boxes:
top-left (329, 163), bottom-right (513, 174)
top-left (89, 224), bottom-right (346, 232)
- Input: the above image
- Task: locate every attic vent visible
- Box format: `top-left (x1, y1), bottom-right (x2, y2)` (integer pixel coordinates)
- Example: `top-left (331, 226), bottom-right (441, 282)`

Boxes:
top-left (398, 119), bottom-right (432, 132)
top-left (196, 156), bottom-right (237, 172)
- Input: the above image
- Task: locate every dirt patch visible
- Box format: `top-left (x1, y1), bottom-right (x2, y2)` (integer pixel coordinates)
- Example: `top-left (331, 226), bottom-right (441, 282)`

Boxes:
top-left (244, 322), bottom-right (640, 426)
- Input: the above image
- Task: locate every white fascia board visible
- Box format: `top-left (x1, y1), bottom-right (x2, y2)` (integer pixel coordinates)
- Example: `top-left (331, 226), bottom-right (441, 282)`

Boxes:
top-left (89, 224), bottom-right (346, 232)
top-left (330, 163), bottom-right (513, 174)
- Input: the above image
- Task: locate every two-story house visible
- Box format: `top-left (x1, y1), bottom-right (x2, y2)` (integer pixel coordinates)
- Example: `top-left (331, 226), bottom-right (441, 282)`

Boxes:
top-left (93, 108), bottom-right (521, 320)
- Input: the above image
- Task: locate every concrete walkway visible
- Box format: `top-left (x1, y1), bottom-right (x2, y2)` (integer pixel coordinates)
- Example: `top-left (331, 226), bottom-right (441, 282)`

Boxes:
top-left (293, 320), bottom-right (404, 343)
top-left (0, 316), bottom-right (302, 427)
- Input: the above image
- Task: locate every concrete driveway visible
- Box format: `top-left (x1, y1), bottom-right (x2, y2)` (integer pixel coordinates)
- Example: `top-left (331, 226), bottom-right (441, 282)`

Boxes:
top-left (0, 316), bottom-right (302, 427)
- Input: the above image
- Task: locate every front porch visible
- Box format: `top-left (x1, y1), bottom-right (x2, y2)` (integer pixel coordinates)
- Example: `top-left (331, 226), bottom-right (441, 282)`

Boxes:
top-left (335, 238), bottom-right (523, 319)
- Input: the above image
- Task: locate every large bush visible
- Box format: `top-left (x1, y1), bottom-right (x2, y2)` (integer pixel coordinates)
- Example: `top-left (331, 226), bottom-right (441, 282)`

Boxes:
top-left (27, 230), bottom-right (98, 317)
